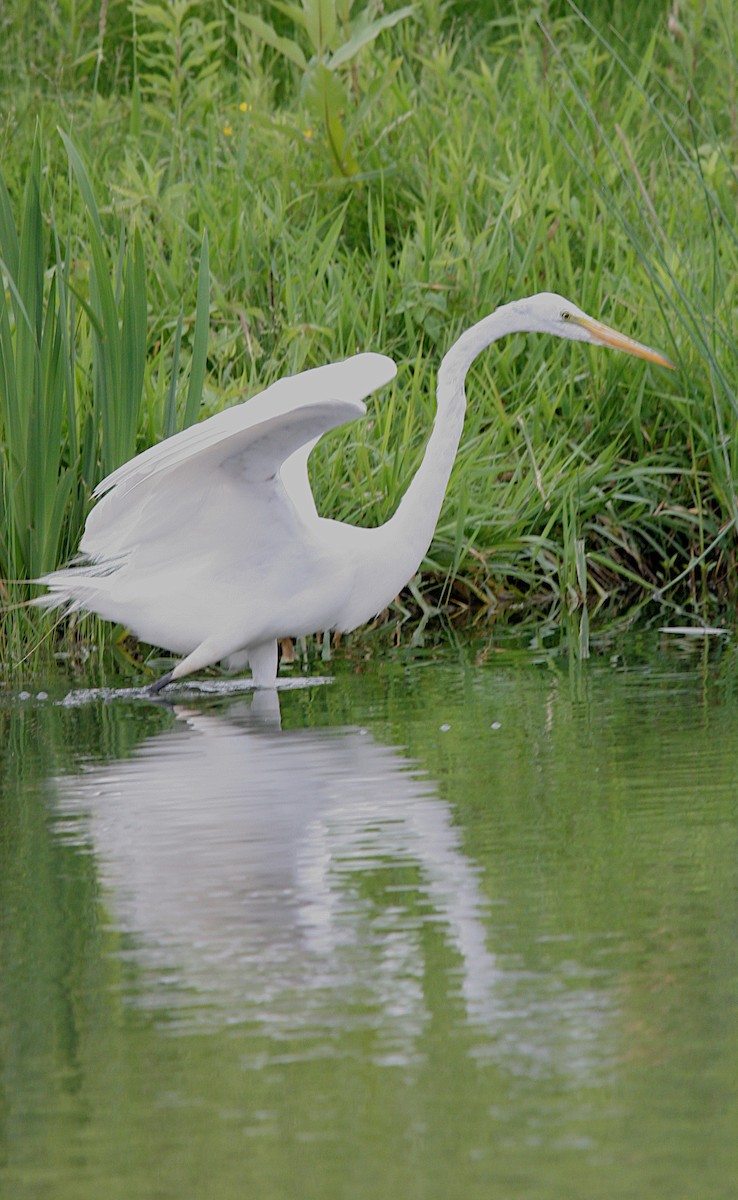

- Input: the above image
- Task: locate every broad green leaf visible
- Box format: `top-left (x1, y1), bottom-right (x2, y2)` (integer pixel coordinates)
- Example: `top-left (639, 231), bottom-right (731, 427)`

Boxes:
top-left (0, 175), bottom-right (19, 280)
top-left (266, 1), bottom-right (306, 29)
top-left (11, 136), bottom-right (43, 477)
top-left (329, 5), bottom-right (415, 69)
top-left (129, 74), bottom-right (142, 138)
top-left (238, 13), bottom-right (307, 69)
top-left (59, 130), bottom-right (104, 239)
top-left (183, 229), bottom-right (209, 431)
top-left (0, 266), bottom-right (20, 471)
top-left (120, 227), bottom-right (147, 463)
top-left (326, 113), bottom-right (359, 176)
top-left (52, 224), bottom-right (78, 468)
top-left (43, 468), bottom-right (74, 576)
top-left (302, 61), bottom-right (346, 121)
top-left (301, 0), bottom-right (336, 56)
top-left (164, 311), bottom-right (184, 439)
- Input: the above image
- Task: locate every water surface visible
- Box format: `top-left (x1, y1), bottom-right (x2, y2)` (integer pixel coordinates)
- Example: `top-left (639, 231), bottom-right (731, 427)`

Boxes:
top-left (1, 633), bottom-right (737, 1198)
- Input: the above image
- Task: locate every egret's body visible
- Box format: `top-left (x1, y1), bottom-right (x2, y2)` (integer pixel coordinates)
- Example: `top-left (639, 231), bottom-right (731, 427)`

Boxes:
top-left (36, 294), bottom-right (672, 689)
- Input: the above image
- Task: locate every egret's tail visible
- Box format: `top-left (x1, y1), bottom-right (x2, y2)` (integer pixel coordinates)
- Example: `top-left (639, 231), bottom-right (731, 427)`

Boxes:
top-left (33, 560), bottom-right (119, 616)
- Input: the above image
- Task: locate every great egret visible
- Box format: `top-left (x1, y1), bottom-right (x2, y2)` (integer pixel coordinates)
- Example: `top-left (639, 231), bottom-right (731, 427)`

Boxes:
top-left (36, 293), bottom-right (673, 691)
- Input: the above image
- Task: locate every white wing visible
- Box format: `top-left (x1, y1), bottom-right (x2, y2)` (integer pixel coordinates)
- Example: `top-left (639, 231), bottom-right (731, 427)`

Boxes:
top-left (80, 353), bottom-right (397, 564)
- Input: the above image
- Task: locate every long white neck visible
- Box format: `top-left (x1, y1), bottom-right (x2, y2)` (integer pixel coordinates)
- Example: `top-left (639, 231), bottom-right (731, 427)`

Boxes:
top-left (334, 299), bottom-right (544, 630)
top-left (381, 301), bottom-right (529, 570)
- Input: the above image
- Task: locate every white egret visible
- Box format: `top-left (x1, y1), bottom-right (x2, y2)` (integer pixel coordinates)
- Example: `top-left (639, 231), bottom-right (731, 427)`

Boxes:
top-left (36, 293), bottom-right (673, 692)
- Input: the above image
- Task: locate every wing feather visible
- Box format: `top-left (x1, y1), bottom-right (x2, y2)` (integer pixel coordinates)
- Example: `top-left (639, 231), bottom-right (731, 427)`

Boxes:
top-left (80, 353), bottom-right (396, 563)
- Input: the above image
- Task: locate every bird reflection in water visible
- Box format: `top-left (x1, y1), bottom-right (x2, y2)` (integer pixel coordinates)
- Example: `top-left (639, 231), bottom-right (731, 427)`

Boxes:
top-left (52, 691), bottom-right (610, 1073)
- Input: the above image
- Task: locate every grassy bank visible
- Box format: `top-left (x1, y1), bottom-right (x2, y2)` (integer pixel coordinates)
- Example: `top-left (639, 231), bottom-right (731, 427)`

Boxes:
top-left (1, 0), bottom-right (736, 675)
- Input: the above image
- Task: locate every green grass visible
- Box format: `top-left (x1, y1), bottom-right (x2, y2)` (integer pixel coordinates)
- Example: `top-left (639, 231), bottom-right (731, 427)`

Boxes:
top-left (1, 0), bottom-right (737, 675)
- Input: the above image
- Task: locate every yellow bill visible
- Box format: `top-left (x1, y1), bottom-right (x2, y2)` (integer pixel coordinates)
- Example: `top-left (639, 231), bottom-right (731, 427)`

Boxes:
top-left (571, 314), bottom-right (675, 370)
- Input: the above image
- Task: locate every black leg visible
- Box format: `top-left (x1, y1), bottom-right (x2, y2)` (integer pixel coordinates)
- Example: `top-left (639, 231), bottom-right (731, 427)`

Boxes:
top-left (147, 669), bottom-right (175, 695)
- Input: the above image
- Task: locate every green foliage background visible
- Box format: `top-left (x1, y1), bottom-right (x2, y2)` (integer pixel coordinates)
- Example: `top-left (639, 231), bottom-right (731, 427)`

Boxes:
top-left (1, 0), bottom-right (736, 672)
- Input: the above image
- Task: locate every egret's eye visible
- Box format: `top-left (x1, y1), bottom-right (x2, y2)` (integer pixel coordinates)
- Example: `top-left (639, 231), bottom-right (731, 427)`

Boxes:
top-left (561, 310), bottom-right (571, 321)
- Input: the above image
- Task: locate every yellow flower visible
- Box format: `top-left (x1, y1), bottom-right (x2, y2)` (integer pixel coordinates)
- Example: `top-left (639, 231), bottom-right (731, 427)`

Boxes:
top-left (303, 129), bottom-right (314, 140)
top-left (223, 124), bottom-right (233, 136)
top-left (239, 101), bottom-right (252, 113)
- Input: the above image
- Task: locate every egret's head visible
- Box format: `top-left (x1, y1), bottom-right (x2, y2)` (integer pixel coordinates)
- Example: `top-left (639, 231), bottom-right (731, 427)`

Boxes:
top-left (516, 292), bottom-right (675, 368)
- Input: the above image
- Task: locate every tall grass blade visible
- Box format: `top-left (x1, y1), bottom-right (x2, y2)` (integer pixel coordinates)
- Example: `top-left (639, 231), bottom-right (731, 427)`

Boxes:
top-left (183, 228), bottom-right (209, 430)
top-left (164, 311), bottom-right (184, 438)
top-left (62, 132), bottom-right (148, 476)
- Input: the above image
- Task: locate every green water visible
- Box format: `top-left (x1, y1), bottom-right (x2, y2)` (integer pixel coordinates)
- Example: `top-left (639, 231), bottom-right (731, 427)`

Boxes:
top-left (1, 633), bottom-right (738, 1199)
